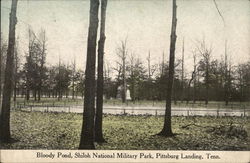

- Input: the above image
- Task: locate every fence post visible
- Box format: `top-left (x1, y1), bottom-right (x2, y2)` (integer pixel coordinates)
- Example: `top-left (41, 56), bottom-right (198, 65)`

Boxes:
top-left (155, 110), bottom-right (158, 116)
top-left (123, 109), bottom-right (126, 115)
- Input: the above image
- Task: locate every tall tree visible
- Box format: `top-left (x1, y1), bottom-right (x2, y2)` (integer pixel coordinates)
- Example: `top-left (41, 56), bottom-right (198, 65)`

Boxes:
top-left (79, 0), bottom-right (100, 149)
top-left (147, 51), bottom-right (151, 79)
top-left (223, 40), bottom-right (233, 105)
top-left (236, 62), bottom-right (250, 102)
top-left (25, 28), bottom-right (36, 101)
top-left (38, 29), bottom-right (47, 101)
top-left (116, 38), bottom-right (128, 103)
top-left (161, 51), bottom-right (165, 75)
top-left (58, 55), bottom-right (62, 100)
top-left (128, 54), bottom-right (135, 102)
top-left (224, 40), bottom-right (228, 105)
top-left (186, 63), bottom-right (196, 104)
top-left (0, 36), bottom-right (7, 99)
top-left (55, 63), bottom-right (71, 99)
top-left (23, 29), bottom-right (46, 101)
top-left (196, 39), bottom-right (212, 105)
top-left (181, 38), bottom-right (184, 102)
top-left (127, 54), bottom-right (147, 101)
top-left (13, 37), bottom-right (20, 102)
top-left (192, 54), bottom-right (197, 103)
top-left (75, 69), bottom-right (85, 98)
top-left (158, 0), bottom-right (177, 136)
top-left (0, 2), bottom-right (1, 99)
top-left (0, 0), bottom-right (18, 142)
top-left (95, 0), bottom-right (108, 143)
top-left (71, 56), bottom-right (76, 99)
top-left (113, 63), bottom-right (122, 99)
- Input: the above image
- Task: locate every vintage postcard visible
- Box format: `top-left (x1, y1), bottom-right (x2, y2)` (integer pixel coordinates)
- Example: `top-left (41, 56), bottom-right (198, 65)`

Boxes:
top-left (0, 0), bottom-right (249, 162)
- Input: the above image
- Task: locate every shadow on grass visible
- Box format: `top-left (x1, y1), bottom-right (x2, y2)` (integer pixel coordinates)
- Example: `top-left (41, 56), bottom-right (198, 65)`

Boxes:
top-left (0, 137), bottom-right (19, 144)
top-left (0, 137), bottom-right (20, 149)
top-left (152, 132), bottom-right (180, 137)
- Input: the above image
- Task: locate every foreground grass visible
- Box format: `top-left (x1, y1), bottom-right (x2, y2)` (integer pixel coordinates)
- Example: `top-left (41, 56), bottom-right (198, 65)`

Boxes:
top-left (0, 111), bottom-right (249, 150)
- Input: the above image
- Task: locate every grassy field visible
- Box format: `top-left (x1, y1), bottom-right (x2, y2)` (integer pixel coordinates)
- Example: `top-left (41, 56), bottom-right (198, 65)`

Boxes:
top-left (0, 110), bottom-right (249, 150)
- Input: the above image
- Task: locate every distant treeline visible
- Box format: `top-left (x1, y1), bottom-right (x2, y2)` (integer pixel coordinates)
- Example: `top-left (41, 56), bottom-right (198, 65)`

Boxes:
top-left (1, 30), bottom-right (249, 104)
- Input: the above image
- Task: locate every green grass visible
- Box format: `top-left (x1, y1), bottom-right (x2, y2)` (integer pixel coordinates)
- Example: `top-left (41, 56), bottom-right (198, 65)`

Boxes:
top-left (0, 110), bottom-right (249, 150)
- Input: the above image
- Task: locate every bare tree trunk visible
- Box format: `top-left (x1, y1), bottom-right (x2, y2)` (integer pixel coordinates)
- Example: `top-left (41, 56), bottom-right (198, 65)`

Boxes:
top-left (224, 40), bottom-right (229, 106)
top-left (197, 70), bottom-right (200, 101)
top-left (72, 57), bottom-right (76, 99)
top-left (0, 0), bottom-right (2, 100)
top-left (25, 28), bottom-right (33, 102)
top-left (193, 77), bottom-right (196, 103)
top-left (161, 51), bottom-right (165, 75)
top-left (0, 42), bottom-right (2, 99)
top-left (0, 0), bottom-right (18, 142)
top-left (205, 62), bottom-right (209, 105)
top-left (79, 0), bottom-right (99, 149)
top-left (147, 51), bottom-right (151, 79)
top-left (58, 56), bottom-right (62, 101)
top-left (158, 0), bottom-right (177, 137)
top-left (34, 90), bottom-right (37, 101)
top-left (26, 89), bottom-right (30, 101)
top-left (13, 51), bottom-right (17, 102)
top-left (186, 71), bottom-right (195, 104)
top-left (95, 0), bottom-right (108, 143)
top-left (173, 80), bottom-right (177, 105)
top-left (122, 46), bottom-right (127, 103)
top-left (181, 38), bottom-right (184, 103)
top-left (38, 30), bottom-right (46, 101)
top-left (227, 62), bottom-right (232, 103)
top-left (193, 54), bottom-right (197, 103)
top-left (130, 55), bottom-right (135, 102)
top-left (13, 41), bottom-right (18, 102)
top-left (116, 39), bottom-right (128, 102)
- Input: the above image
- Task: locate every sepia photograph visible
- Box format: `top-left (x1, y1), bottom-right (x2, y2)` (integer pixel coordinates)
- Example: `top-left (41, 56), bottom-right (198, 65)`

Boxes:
top-left (0, 0), bottom-right (249, 162)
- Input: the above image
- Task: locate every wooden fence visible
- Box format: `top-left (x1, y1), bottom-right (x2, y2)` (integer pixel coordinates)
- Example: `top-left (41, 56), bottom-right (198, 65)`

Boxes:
top-left (13, 104), bottom-right (250, 117)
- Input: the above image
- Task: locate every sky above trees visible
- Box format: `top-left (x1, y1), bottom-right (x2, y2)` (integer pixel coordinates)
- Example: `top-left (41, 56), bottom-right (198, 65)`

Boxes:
top-left (1, 0), bottom-right (249, 74)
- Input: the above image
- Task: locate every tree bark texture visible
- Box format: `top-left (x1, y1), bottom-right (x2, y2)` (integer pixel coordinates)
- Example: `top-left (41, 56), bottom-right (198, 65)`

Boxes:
top-left (79, 0), bottom-right (99, 149)
top-left (122, 49), bottom-right (127, 103)
top-left (95, 0), bottom-right (108, 143)
top-left (0, 0), bottom-right (18, 142)
top-left (181, 38), bottom-right (184, 103)
top-left (158, 0), bottom-right (177, 136)
top-left (0, 43), bottom-right (3, 99)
